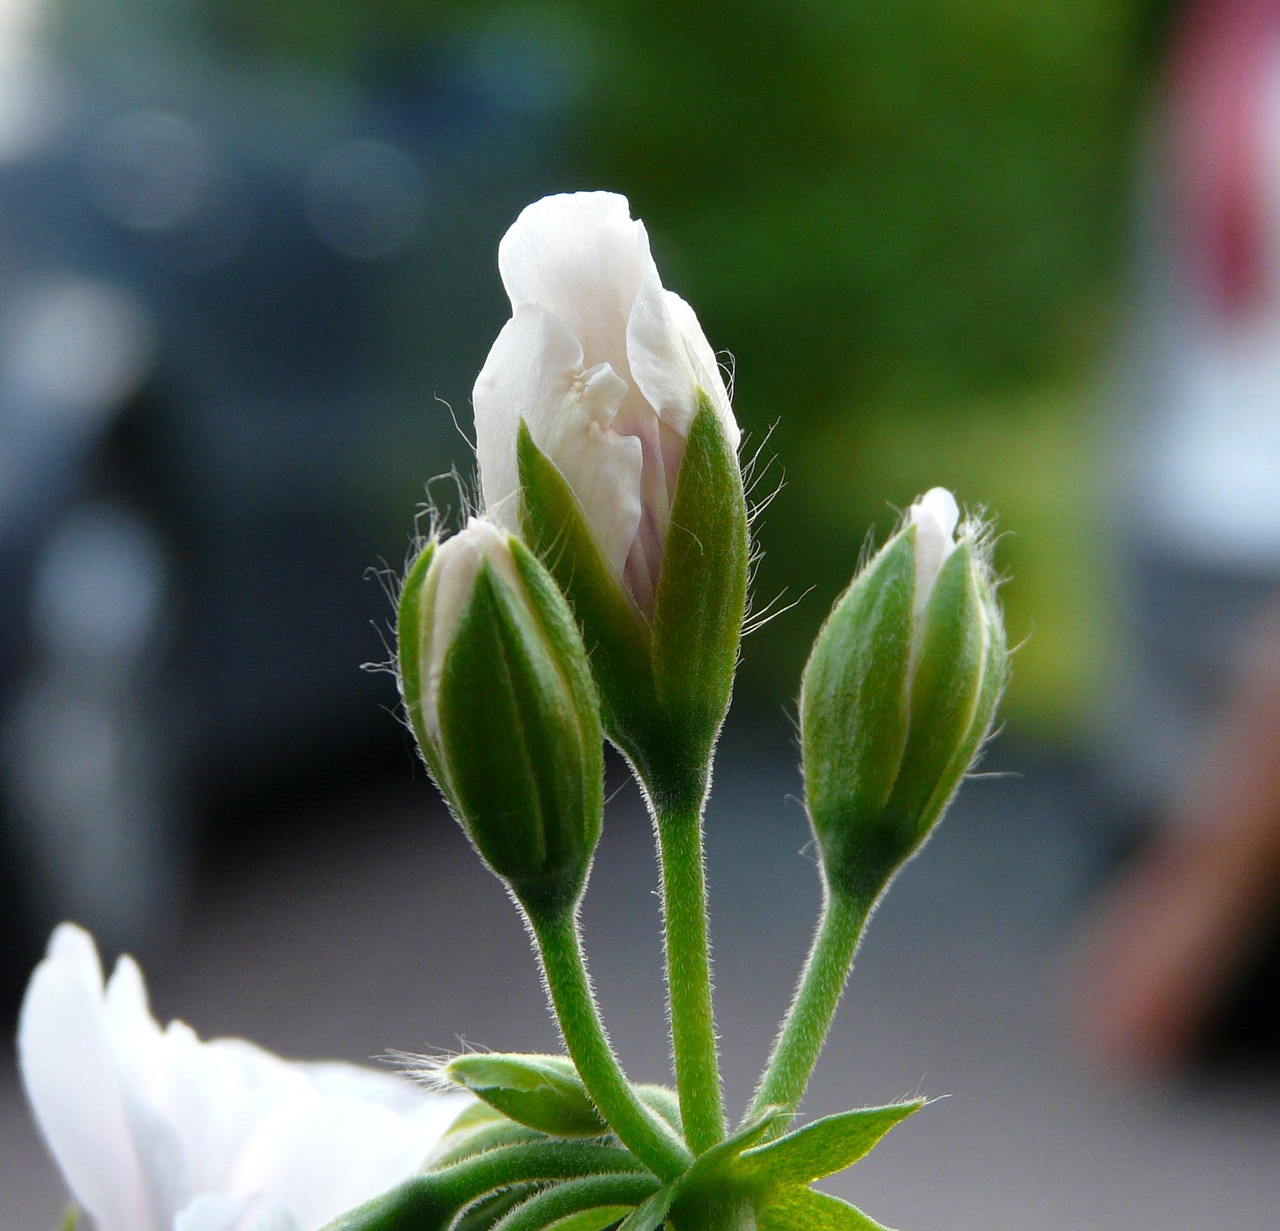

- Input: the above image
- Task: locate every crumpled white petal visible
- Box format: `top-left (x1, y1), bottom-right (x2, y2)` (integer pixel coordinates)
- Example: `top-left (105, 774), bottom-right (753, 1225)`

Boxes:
top-left (475, 304), bottom-right (642, 580)
top-left (19, 924), bottom-right (466, 1231)
top-left (474, 191), bottom-right (738, 616)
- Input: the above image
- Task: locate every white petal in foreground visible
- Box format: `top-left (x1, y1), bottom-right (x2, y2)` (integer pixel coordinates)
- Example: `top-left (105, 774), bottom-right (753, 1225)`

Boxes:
top-left (19, 924), bottom-right (466, 1231)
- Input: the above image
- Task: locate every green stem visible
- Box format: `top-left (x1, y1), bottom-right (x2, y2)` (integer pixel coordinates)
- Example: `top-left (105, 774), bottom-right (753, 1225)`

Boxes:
top-left (529, 908), bottom-right (694, 1181)
top-left (651, 786), bottom-right (726, 1155)
top-left (492, 1175), bottom-right (662, 1231)
top-left (749, 886), bottom-right (871, 1125)
top-left (321, 1141), bottom-right (644, 1230)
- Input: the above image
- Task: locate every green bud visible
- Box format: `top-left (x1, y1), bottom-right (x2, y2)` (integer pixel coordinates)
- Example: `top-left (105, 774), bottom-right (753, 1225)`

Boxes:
top-left (443, 1053), bottom-right (607, 1137)
top-left (518, 396), bottom-right (748, 803)
top-left (801, 489), bottom-right (1007, 903)
top-left (397, 517), bottom-right (605, 919)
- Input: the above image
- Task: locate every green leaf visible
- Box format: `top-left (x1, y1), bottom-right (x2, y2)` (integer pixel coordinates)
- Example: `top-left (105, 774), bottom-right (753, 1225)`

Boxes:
top-left (758, 1187), bottom-right (893, 1231)
top-left (615, 1186), bottom-right (673, 1231)
top-left (674, 1106), bottom-right (789, 1195)
top-left (737, 1101), bottom-right (924, 1185)
top-left (444, 1053), bottom-right (607, 1138)
top-left (649, 395), bottom-right (749, 765)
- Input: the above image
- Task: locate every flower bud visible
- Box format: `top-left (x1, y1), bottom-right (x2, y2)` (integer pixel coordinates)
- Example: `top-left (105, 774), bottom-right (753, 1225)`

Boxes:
top-left (442, 1053), bottom-right (607, 1138)
top-left (472, 192), bottom-right (748, 799)
top-left (800, 489), bottom-right (1007, 903)
top-left (397, 517), bottom-right (604, 918)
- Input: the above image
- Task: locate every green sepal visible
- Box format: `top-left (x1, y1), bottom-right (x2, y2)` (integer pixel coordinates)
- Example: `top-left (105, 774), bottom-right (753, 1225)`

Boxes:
top-left (882, 540), bottom-right (1000, 847)
top-left (757, 1187), bottom-right (892, 1231)
top-left (396, 541), bottom-right (450, 788)
top-left (516, 419), bottom-right (653, 741)
top-left (800, 531), bottom-right (915, 898)
top-left (663, 1107), bottom-right (789, 1222)
top-left (436, 550), bottom-right (603, 918)
top-left (58, 1209), bottom-right (81, 1231)
top-left (646, 395), bottom-right (749, 784)
top-left (736, 1100), bottom-right (924, 1186)
top-left (443, 1053), bottom-right (607, 1138)
top-left (426, 1101), bottom-right (550, 1169)
top-left (615, 1186), bottom-right (673, 1231)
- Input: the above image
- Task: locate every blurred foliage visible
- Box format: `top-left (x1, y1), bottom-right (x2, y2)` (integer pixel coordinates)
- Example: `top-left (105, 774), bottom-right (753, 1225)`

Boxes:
top-left (206, 0), bottom-right (1171, 737)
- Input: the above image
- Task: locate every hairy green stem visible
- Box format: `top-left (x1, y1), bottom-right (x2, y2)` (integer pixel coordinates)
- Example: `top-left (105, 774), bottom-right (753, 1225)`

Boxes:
top-left (651, 787), bottom-right (726, 1155)
top-left (529, 907), bottom-right (693, 1181)
top-left (749, 886), bottom-right (872, 1124)
top-left (492, 1174), bottom-right (662, 1231)
top-left (321, 1141), bottom-right (645, 1230)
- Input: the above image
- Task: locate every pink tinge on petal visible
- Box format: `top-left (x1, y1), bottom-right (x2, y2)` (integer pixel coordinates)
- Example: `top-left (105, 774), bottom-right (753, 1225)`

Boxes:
top-left (18, 924), bottom-right (154, 1231)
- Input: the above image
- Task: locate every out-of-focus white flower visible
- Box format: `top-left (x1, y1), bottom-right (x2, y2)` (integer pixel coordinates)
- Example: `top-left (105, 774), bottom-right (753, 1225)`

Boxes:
top-left (473, 190), bottom-right (739, 617)
top-left (18, 924), bottom-right (466, 1231)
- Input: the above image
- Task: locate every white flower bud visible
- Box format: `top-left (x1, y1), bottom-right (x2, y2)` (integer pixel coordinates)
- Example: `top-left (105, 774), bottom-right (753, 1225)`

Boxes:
top-left (397, 518), bottom-right (605, 917)
top-left (801, 491), bottom-right (1007, 903)
top-left (473, 191), bottom-right (739, 619)
top-left (470, 193), bottom-right (750, 798)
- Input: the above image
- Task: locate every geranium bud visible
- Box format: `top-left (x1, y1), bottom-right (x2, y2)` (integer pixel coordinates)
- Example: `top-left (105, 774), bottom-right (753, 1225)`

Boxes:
top-left (397, 517), bottom-right (604, 918)
top-left (442, 1053), bottom-right (607, 1138)
top-left (472, 191), bottom-right (748, 798)
top-left (800, 489), bottom-right (1007, 903)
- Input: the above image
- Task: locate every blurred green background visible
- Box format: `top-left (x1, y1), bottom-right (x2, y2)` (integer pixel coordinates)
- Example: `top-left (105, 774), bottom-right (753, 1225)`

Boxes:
top-left (204, 0), bottom-right (1174, 738)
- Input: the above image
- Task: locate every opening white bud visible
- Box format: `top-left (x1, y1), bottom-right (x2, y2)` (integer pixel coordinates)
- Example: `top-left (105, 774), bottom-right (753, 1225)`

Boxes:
top-left (418, 517), bottom-right (520, 738)
top-left (907, 487), bottom-right (960, 616)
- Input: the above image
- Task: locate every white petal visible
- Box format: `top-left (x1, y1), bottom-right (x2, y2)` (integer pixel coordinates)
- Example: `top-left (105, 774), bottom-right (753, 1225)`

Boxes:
top-left (474, 303), bottom-right (642, 580)
top-left (418, 518), bottom-right (518, 737)
top-left (498, 192), bottom-right (648, 377)
top-left (17, 924), bottom-right (153, 1231)
top-left (628, 273), bottom-right (737, 447)
top-left (176, 1194), bottom-right (301, 1231)
top-left (103, 955), bottom-right (190, 1222)
top-left (908, 487), bottom-right (960, 611)
top-left (229, 1092), bottom-right (449, 1231)
top-left (161, 1032), bottom-right (309, 1196)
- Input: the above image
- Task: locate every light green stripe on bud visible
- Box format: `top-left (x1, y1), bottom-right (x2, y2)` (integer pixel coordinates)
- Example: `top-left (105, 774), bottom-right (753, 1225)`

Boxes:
top-left (801, 489), bottom-right (1007, 903)
top-left (397, 517), bottom-right (604, 919)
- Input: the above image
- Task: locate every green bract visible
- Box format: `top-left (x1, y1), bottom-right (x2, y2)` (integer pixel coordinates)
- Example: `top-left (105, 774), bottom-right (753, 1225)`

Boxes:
top-left (443, 1054), bottom-right (607, 1138)
top-left (397, 518), bottom-right (604, 919)
top-left (801, 500), bottom-right (1007, 904)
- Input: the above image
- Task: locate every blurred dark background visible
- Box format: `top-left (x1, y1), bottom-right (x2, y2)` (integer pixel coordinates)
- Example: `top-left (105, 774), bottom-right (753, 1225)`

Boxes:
top-left (5, 1), bottom-right (1280, 1226)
